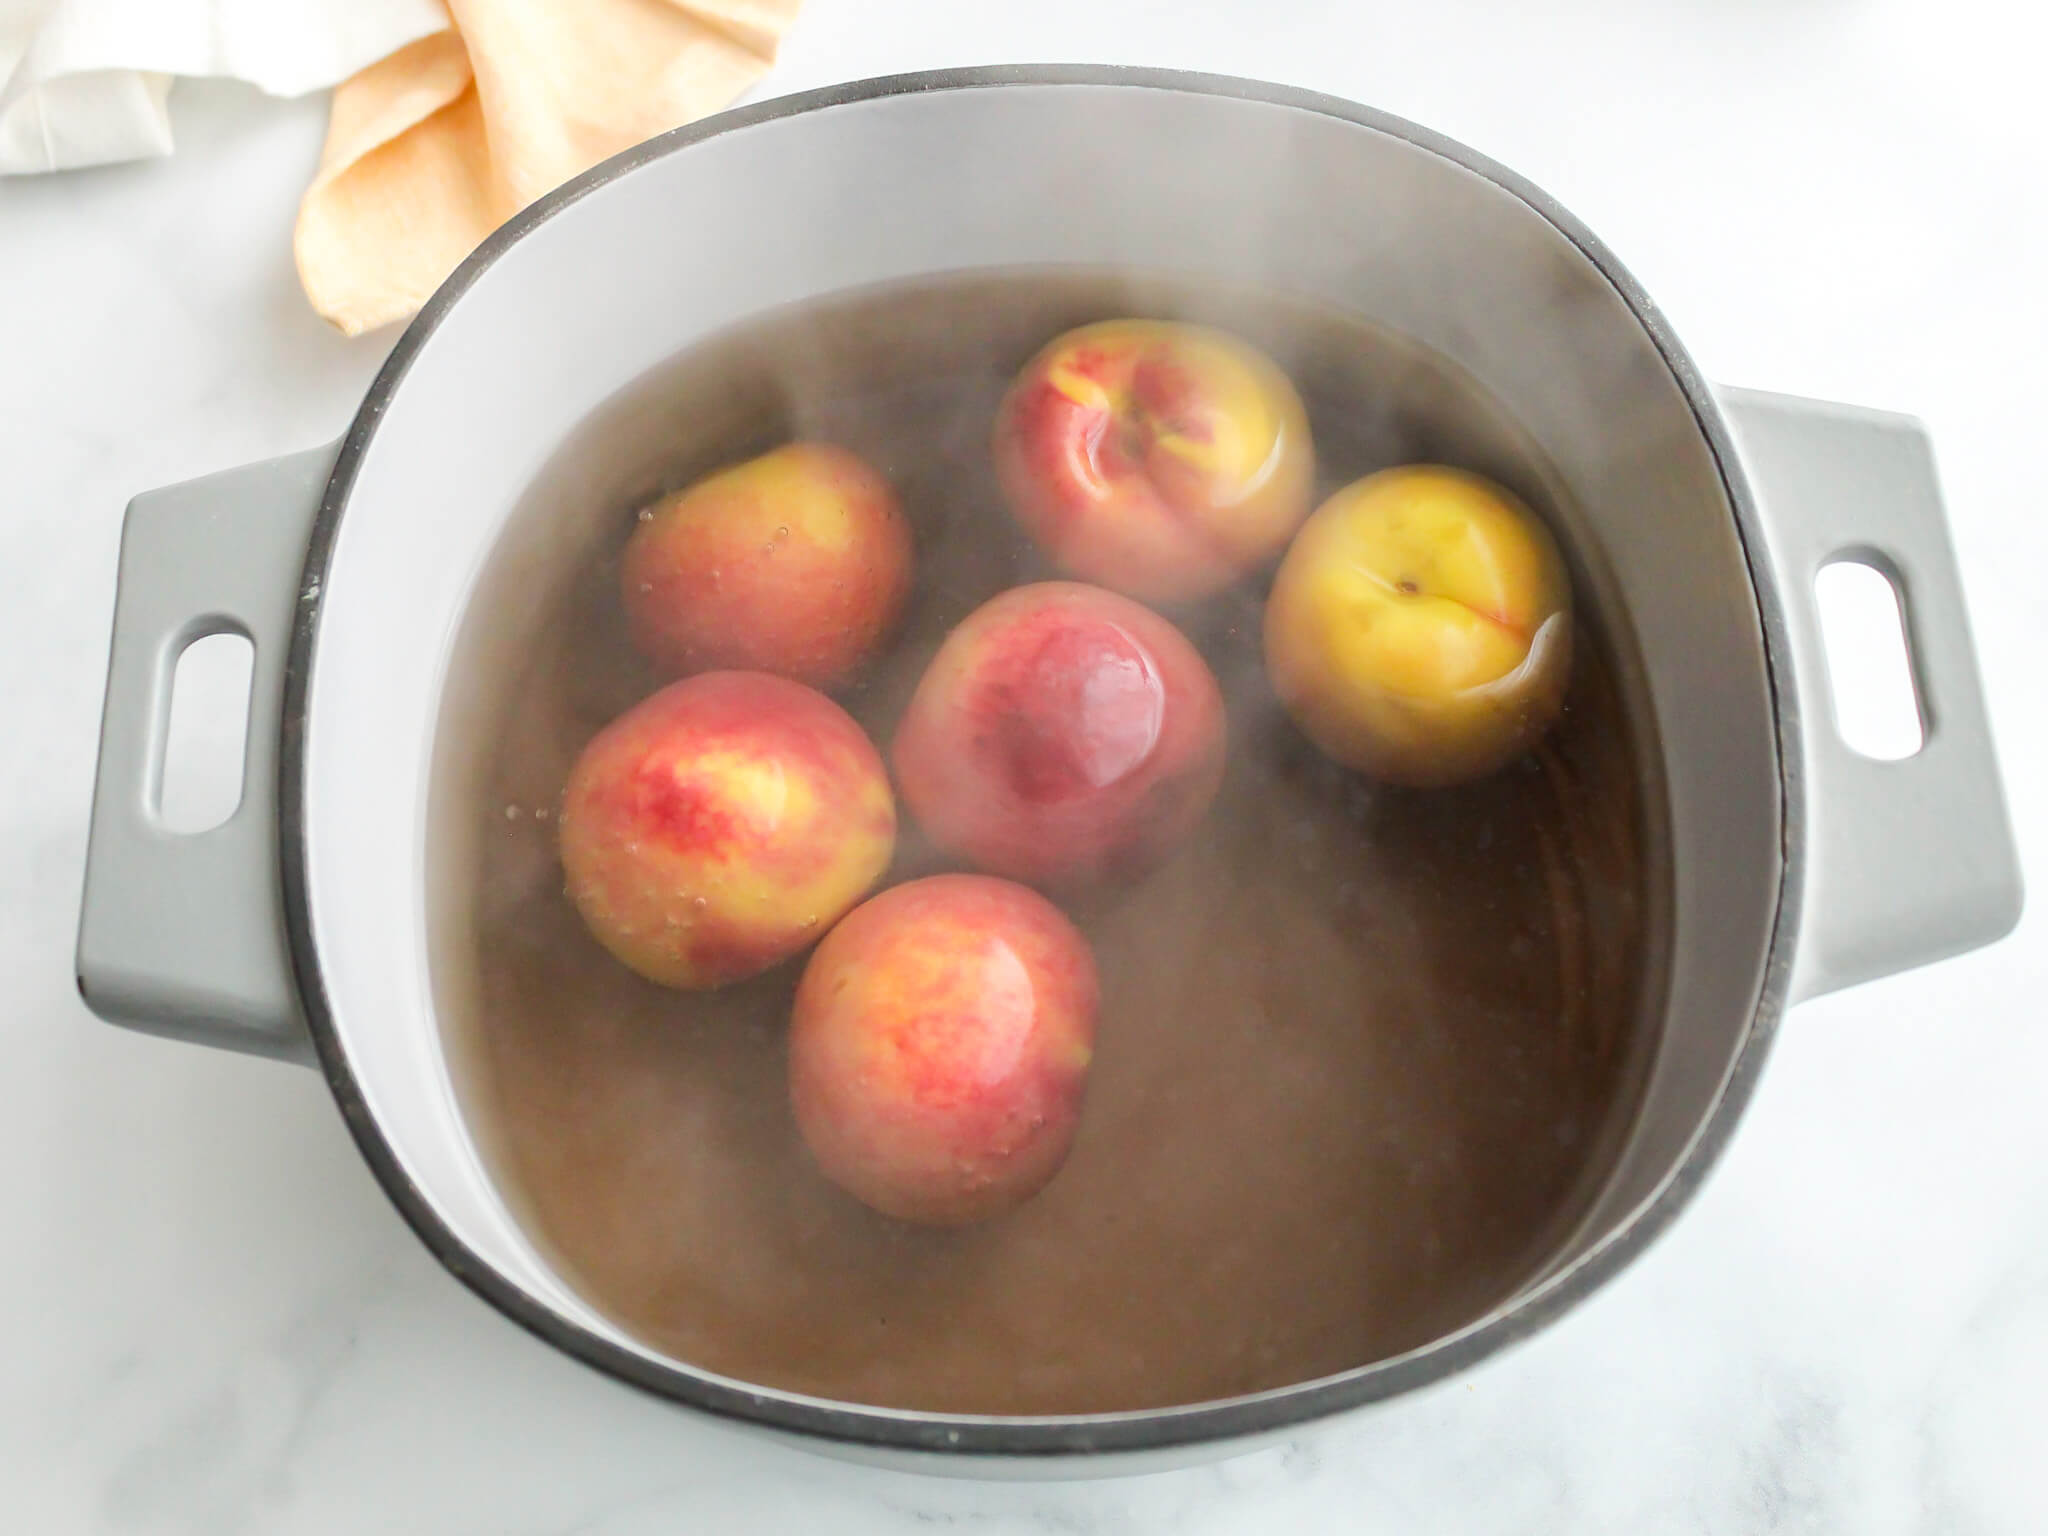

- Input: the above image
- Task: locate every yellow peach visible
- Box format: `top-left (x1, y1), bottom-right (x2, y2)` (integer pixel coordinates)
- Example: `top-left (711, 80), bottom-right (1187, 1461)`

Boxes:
top-left (622, 443), bottom-right (913, 690)
top-left (788, 875), bottom-right (1099, 1226)
top-left (558, 672), bottom-right (896, 988)
top-left (1263, 466), bottom-right (1572, 787)
top-left (993, 320), bottom-right (1314, 602)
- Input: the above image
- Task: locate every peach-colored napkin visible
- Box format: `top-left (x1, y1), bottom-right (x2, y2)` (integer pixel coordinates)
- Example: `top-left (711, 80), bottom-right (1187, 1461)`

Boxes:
top-left (295, 0), bottom-right (801, 337)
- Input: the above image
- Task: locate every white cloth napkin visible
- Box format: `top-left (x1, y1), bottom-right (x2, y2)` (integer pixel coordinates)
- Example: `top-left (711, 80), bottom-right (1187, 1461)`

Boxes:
top-left (0, 0), bottom-right (447, 174)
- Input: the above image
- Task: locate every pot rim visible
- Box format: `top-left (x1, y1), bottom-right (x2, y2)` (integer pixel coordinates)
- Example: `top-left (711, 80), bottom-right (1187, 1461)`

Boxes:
top-left (278, 64), bottom-right (1801, 1458)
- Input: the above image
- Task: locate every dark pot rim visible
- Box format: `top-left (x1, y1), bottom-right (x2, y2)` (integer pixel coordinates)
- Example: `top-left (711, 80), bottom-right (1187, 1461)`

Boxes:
top-left (278, 64), bottom-right (1800, 1459)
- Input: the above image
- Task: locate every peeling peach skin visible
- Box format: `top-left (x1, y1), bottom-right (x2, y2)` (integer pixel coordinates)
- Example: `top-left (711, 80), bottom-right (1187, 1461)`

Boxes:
top-left (892, 582), bottom-right (1227, 890)
top-left (1264, 466), bottom-right (1573, 787)
top-left (622, 442), bottom-right (913, 691)
top-left (788, 875), bottom-right (1100, 1227)
top-left (558, 671), bottom-right (896, 989)
top-left (993, 320), bottom-right (1315, 603)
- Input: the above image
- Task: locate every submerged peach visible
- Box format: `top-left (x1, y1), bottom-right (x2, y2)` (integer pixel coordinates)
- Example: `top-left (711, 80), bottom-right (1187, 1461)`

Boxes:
top-left (622, 442), bottom-right (913, 690)
top-left (558, 671), bottom-right (895, 988)
top-left (1264, 465), bottom-right (1572, 787)
top-left (993, 319), bottom-right (1314, 602)
top-left (891, 582), bottom-right (1226, 889)
top-left (789, 875), bottom-right (1099, 1226)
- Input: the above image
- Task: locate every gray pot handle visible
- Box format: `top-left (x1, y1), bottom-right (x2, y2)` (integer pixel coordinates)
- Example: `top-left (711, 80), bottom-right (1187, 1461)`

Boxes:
top-left (76, 444), bottom-right (338, 1065)
top-left (1720, 388), bottom-right (2022, 1001)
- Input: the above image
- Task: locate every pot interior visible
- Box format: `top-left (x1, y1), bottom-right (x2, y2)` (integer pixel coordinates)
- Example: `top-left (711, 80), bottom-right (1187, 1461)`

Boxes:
top-left (441, 268), bottom-right (1658, 1413)
top-left (298, 74), bottom-right (1784, 1437)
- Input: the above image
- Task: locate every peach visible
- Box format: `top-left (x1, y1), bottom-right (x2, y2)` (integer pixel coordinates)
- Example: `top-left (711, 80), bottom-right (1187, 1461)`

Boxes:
top-left (891, 582), bottom-right (1226, 889)
top-left (789, 875), bottom-right (1099, 1225)
top-left (993, 319), bottom-right (1315, 602)
top-left (621, 442), bottom-right (913, 690)
top-left (558, 671), bottom-right (895, 989)
top-left (1263, 465), bottom-right (1573, 787)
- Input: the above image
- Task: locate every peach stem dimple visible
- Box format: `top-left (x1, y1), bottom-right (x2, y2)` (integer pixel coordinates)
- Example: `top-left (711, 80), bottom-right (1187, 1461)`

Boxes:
top-left (1359, 563), bottom-right (1528, 641)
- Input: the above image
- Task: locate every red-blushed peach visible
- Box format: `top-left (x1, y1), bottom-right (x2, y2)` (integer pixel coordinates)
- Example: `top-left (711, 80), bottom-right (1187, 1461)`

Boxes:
top-left (788, 875), bottom-right (1100, 1226)
top-left (891, 582), bottom-right (1226, 889)
top-left (557, 671), bottom-right (896, 989)
top-left (1264, 465), bottom-right (1573, 787)
top-left (993, 319), bottom-right (1314, 602)
top-left (622, 442), bottom-right (913, 690)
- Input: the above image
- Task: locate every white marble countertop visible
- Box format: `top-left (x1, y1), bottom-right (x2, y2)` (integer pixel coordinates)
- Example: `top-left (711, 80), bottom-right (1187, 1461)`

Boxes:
top-left (4, 1), bottom-right (2044, 1529)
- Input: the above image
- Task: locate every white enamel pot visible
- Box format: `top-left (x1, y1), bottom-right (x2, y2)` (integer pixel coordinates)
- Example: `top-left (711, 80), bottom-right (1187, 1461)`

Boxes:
top-left (76, 69), bottom-right (2021, 1473)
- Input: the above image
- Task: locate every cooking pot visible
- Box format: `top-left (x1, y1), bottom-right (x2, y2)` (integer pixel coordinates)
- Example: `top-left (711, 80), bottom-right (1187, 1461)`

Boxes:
top-left (76, 67), bottom-right (2021, 1472)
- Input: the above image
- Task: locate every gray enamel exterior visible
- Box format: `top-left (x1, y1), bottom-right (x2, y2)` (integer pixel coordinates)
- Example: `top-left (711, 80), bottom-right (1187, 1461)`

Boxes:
top-left (76, 445), bottom-right (336, 1065)
top-left (71, 67), bottom-right (2018, 1468)
top-left (1719, 388), bottom-right (2022, 1000)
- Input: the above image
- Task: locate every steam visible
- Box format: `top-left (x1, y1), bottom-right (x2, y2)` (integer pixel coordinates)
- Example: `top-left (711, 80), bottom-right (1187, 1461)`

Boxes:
top-left (446, 266), bottom-right (1648, 1414)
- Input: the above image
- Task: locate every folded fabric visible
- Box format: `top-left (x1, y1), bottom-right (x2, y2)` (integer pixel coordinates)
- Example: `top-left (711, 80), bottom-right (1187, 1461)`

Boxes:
top-left (0, 0), bottom-right (446, 174)
top-left (294, 0), bottom-right (803, 338)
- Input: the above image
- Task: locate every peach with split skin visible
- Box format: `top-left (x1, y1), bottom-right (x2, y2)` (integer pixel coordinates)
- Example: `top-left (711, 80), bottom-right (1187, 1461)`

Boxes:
top-left (891, 582), bottom-right (1226, 890)
top-left (993, 319), bottom-right (1315, 603)
top-left (557, 671), bottom-right (896, 989)
top-left (622, 442), bottom-right (914, 690)
top-left (1263, 465), bottom-right (1573, 788)
top-left (788, 875), bottom-right (1100, 1226)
